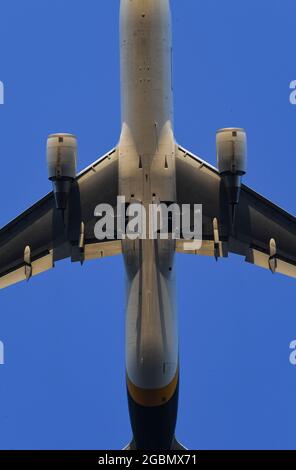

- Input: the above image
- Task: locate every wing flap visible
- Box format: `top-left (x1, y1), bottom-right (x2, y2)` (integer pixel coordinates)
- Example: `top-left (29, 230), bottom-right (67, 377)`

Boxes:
top-left (0, 266), bottom-right (26, 289)
top-left (84, 241), bottom-right (122, 260)
top-left (176, 239), bottom-right (228, 258)
top-left (246, 247), bottom-right (296, 278)
top-left (0, 249), bottom-right (54, 289)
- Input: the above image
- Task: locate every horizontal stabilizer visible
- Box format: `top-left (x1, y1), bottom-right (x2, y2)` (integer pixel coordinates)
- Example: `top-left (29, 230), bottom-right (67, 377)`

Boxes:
top-left (171, 438), bottom-right (187, 450)
top-left (123, 437), bottom-right (187, 451)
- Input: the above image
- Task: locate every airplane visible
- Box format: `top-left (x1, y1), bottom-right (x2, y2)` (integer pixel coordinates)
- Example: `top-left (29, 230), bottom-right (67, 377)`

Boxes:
top-left (1, 0), bottom-right (296, 451)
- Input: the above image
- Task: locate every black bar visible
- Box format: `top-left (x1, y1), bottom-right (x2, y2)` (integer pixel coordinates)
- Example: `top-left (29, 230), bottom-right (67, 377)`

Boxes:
top-left (0, 451), bottom-right (296, 466)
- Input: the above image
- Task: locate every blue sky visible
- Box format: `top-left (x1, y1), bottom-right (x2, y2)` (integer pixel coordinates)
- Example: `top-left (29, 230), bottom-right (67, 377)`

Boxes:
top-left (0, 0), bottom-right (296, 450)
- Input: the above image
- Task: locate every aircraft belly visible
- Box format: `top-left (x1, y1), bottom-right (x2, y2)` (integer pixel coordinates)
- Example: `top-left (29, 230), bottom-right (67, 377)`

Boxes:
top-left (125, 238), bottom-right (178, 391)
top-left (119, 0), bottom-right (178, 406)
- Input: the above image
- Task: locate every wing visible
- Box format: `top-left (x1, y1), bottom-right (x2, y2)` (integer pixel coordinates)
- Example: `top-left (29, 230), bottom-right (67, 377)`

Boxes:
top-left (176, 145), bottom-right (296, 279)
top-left (0, 148), bottom-right (121, 289)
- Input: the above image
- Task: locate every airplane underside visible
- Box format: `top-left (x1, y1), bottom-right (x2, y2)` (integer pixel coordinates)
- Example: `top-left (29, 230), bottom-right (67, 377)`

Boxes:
top-left (1, 0), bottom-right (296, 452)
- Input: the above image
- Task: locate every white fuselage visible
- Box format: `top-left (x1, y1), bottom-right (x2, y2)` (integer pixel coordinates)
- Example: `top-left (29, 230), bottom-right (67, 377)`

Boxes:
top-left (119, 0), bottom-right (178, 397)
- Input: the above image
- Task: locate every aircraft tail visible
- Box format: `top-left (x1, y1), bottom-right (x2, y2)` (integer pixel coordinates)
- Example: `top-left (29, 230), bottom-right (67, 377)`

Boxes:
top-left (171, 438), bottom-right (187, 450)
top-left (123, 439), bottom-right (136, 450)
top-left (123, 437), bottom-right (187, 451)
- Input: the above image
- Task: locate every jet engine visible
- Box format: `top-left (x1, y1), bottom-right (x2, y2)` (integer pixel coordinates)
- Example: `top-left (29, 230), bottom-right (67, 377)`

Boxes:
top-left (47, 133), bottom-right (77, 210)
top-left (216, 128), bottom-right (247, 219)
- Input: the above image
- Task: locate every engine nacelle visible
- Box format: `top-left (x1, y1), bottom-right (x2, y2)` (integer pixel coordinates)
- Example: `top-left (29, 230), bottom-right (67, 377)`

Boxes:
top-left (216, 128), bottom-right (247, 214)
top-left (47, 133), bottom-right (77, 210)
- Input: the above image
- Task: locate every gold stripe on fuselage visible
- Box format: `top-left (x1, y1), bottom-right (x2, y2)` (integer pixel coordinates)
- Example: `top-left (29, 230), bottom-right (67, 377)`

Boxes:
top-left (127, 368), bottom-right (179, 407)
